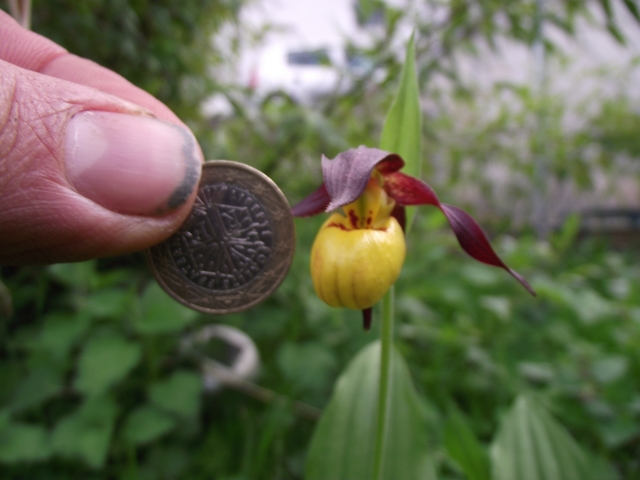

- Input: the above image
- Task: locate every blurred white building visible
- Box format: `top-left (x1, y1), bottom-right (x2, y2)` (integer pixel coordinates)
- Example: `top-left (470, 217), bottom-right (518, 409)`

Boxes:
top-left (205, 0), bottom-right (640, 234)
top-left (207, 0), bottom-right (640, 107)
top-left (204, 0), bottom-right (387, 114)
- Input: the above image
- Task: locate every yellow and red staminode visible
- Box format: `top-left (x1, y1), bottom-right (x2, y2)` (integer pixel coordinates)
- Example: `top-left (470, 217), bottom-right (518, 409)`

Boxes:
top-left (292, 146), bottom-right (535, 330)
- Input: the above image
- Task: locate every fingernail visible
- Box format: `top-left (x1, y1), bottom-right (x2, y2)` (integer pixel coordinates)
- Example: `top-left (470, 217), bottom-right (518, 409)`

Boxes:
top-left (65, 111), bottom-right (202, 215)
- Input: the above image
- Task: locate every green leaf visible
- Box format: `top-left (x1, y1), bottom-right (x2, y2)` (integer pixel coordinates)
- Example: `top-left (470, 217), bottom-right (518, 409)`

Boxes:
top-left (536, 286), bottom-right (616, 325)
top-left (600, 0), bottom-right (615, 19)
top-left (518, 362), bottom-right (555, 384)
top-left (590, 455), bottom-right (621, 480)
top-left (123, 405), bottom-right (176, 445)
top-left (135, 283), bottom-right (198, 334)
top-left (443, 408), bottom-right (490, 480)
top-left (277, 342), bottom-right (337, 393)
top-left (52, 395), bottom-right (118, 468)
top-left (600, 0), bottom-right (625, 43)
top-left (0, 421), bottom-right (51, 463)
top-left (606, 22), bottom-right (625, 44)
top-left (592, 356), bottom-right (629, 385)
top-left (551, 213), bottom-right (581, 253)
top-left (380, 33), bottom-right (421, 175)
top-left (0, 363), bottom-right (22, 406)
top-left (74, 331), bottom-right (141, 396)
top-left (305, 341), bottom-right (435, 480)
top-left (490, 395), bottom-right (593, 480)
top-left (48, 261), bottom-right (97, 289)
top-left (479, 296), bottom-right (511, 322)
top-left (599, 417), bottom-right (640, 449)
top-left (10, 367), bottom-right (62, 413)
top-left (149, 371), bottom-right (202, 418)
top-left (141, 445), bottom-right (190, 479)
top-left (81, 288), bottom-right (133, 319)
top-left (624, 0), bottom-right (640, 22)
top-left (36, 312), bottom-right (90, 360)
top-left (380, 33), bottom-right (422, 229)
top-left (0, 409), bottom-right (9, 430)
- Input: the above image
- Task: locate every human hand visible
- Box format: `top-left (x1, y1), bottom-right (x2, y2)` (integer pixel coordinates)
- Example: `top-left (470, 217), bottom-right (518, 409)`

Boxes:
top-left (0, 10), bottom-right (204, 265)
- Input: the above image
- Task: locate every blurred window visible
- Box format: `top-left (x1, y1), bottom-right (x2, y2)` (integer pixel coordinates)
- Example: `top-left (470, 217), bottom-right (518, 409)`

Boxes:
top-left (287, 49), bottom-right (331, 66)
top-left (354, 0), bottom-right (385, 27)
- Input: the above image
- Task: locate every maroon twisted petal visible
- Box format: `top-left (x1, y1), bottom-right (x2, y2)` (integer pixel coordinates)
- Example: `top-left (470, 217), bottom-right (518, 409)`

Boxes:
top-left (383, 172), bottom-right (535, 296)
top-left (291, 183), bottom-right (331, 217)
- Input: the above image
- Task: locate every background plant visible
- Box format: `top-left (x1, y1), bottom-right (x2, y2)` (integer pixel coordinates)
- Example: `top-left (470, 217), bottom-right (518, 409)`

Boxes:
top-left (2, 0), bottom-right (640, 478)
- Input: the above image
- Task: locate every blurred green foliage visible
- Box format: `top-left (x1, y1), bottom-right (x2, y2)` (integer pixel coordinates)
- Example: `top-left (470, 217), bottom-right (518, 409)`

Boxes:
top-left (25, 0), bottom-right (242, 123)
top-left (2, 0), bottom-right (640, 478)
top-left (3, 214), bottom-right (640, 478)
top-left (490, 394), bottom-right (593, 480)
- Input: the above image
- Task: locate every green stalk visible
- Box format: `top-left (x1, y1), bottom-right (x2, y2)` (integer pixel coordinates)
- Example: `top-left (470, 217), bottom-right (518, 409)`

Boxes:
top-left (372, 286), bottom-right (395, 480)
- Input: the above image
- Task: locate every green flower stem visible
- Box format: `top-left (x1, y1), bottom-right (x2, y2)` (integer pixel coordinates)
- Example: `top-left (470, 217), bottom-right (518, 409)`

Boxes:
top-left (372, 285), bottom-right (395, 480)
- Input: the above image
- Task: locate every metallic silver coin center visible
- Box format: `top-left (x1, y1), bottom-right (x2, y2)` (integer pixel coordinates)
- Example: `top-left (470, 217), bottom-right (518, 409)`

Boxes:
top-left (168, 183), bottom-right (273, 291)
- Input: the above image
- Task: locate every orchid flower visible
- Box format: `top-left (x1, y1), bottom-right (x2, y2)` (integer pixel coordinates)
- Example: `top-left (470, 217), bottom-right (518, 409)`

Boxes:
top-left (292, 146), bottom-right (536, 330)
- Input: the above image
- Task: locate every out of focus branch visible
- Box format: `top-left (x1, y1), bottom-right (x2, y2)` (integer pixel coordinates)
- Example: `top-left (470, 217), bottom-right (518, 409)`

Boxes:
top-left (7, 0), bottom-right (31, 29)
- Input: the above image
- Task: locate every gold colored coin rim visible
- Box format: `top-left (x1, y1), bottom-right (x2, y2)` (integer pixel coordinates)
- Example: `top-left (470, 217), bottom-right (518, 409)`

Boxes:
top-left (145, 160), bottom-right (295, 314)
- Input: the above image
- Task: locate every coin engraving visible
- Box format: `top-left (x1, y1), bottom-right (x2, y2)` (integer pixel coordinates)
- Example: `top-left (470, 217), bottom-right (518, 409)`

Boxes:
top-left (146, 161), bottom-right (295, 314)
top-left (169, 183), bottom-right (273, 290)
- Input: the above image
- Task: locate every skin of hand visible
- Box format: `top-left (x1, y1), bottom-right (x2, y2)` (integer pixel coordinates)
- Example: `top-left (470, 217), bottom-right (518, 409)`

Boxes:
top-left (0, 10), bottom-right (204, 265)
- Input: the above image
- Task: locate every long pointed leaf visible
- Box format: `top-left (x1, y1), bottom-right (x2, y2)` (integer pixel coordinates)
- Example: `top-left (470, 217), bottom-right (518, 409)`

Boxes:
top-left (624, 0), bottom-right (640, 22)
top-left (380, 33), bottom-right (422, 229)
top-left (490, 395), bottom-right (593, 480)
top-left (444, 408), bottom-right (490, 480)
top-left (305, 341), bottom-right (435, 480)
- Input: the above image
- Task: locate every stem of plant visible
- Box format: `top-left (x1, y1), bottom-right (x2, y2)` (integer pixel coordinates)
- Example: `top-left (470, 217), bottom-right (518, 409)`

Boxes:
top-left (372, 285), bottom-right (395, 480)
top-left (8, 0), bottom-right (32, 29)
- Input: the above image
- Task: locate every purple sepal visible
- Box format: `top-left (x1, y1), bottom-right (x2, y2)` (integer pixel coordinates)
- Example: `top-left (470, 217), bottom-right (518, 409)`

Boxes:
top-left (321, 146), bottom-right (403, 212)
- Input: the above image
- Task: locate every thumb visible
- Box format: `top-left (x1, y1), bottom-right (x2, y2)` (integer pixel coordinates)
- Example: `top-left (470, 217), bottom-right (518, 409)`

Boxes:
top-left (0, 59), bottom-right (203, 265)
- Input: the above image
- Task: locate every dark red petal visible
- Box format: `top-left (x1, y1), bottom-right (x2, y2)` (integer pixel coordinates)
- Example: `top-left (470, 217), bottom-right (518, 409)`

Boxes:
top-left (291, 183), bottom-right (331, 217)
top-left (322, 147), bottom-right (403, 211)
top-left (363, 308), bottom-right (373, 330)
top-left (383, 172), bottom-right (535, 296)
top-left (376, 156), bottom-right (405, 175)
top-left (440, 204), bottom-right (536, 296)
top-left (383, 171), bottom-right (440, 207)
